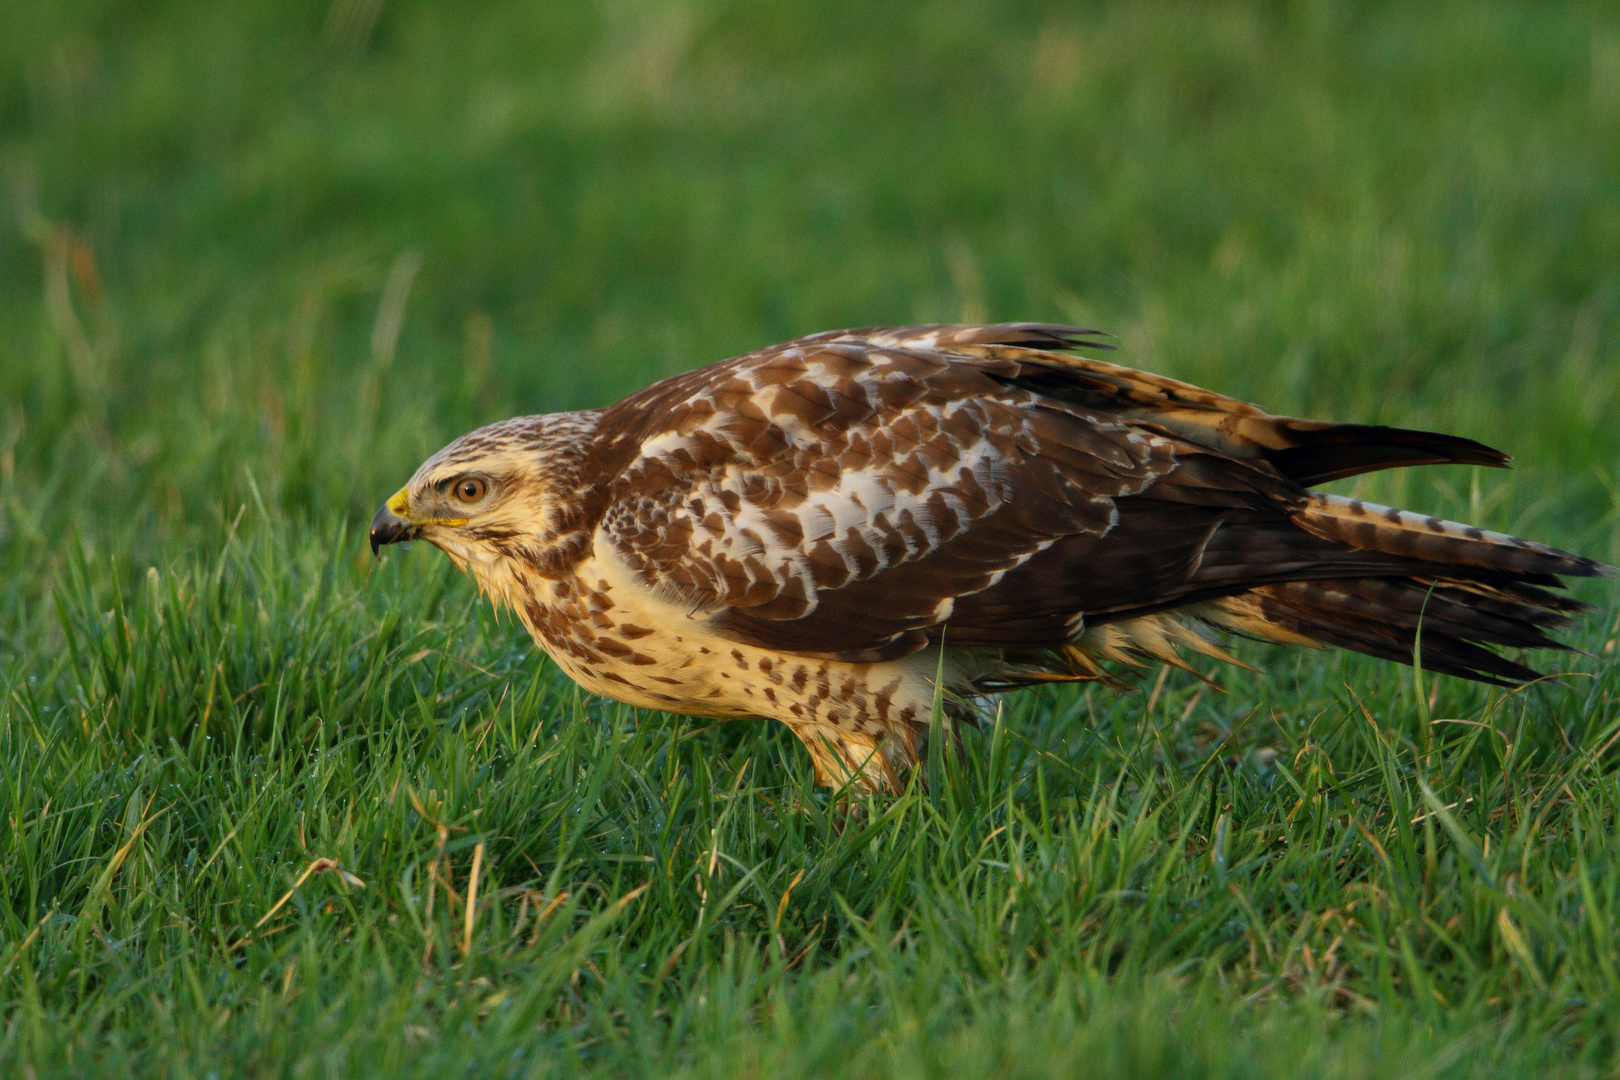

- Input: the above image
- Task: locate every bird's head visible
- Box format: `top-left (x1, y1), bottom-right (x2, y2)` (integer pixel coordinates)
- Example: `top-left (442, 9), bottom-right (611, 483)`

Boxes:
top-left (369, 413), bottom-right (598, 598)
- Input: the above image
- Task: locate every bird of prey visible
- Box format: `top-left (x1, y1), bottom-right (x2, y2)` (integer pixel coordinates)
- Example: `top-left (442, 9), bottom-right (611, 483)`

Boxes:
top-left (370, 324), bottom-right (1607, 792)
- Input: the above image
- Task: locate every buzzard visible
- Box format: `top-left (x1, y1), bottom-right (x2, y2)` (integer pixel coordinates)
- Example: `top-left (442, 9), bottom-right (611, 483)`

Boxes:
top-left (370, 324), bottom-right (1607, 791)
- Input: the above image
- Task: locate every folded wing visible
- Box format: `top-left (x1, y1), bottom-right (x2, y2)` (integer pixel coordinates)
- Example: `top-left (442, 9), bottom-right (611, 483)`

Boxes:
top-left (592, 324), bottom-right (1605, 683)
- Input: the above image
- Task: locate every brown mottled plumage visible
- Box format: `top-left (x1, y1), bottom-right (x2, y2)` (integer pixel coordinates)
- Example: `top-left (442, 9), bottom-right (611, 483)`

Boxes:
top-left (370, 324), bottom-right (1609, 792)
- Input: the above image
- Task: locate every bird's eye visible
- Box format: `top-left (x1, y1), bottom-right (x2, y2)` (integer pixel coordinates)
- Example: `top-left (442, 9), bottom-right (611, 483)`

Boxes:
top-left (452, 477), bottom-right (487, 503)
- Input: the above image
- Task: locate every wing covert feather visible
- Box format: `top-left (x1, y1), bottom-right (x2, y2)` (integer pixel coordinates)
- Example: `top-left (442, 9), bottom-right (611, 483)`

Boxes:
top-left (596, 336), bottom-right (1178, 658)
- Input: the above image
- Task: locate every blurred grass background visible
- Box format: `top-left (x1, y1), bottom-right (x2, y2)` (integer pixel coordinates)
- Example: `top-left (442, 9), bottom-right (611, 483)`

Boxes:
top-left (3, 1), bottom-right (1620, 1076)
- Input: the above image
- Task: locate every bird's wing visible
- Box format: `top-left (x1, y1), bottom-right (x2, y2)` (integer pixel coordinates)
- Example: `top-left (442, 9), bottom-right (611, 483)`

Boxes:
top-left (595, 328), bottom-right (1195, 660)
top-left (845, 323), bottom-right (1511, 484)
top-left (593, 324), bottom-right (1556, 665)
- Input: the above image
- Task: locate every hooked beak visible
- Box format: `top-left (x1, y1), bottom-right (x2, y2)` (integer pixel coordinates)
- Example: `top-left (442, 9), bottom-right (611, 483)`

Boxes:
top-left (370, 488), bottom-right (418, 556)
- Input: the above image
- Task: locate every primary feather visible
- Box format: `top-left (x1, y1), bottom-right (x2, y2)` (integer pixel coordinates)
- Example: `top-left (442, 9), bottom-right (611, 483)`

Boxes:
top-left (371, 324), bottom-right (1608, 791)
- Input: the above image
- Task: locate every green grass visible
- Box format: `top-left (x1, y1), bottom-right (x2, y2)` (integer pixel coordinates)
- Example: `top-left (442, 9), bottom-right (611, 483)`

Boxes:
top-left (3, 1), bottom-right (1620, 1075)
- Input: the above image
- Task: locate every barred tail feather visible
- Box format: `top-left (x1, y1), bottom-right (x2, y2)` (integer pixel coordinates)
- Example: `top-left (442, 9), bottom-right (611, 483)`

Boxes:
top-left (1203, 499), bottom-right (1609, 686)
top-left (1237, 580), bottom-right (1564, 685)
top-left (1028, 502), bottom-right (1608, 690)
top-left (1293, 493), bottom-right (1609, 582)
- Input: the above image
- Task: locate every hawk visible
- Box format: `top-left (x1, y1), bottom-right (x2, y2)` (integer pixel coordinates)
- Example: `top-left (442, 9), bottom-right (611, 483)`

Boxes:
top-left (370, 324), bottom-right (1607, 791)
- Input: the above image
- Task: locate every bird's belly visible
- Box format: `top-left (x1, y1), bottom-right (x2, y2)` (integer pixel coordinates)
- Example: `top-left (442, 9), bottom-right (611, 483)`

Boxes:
top-left (514, 553), bottom-right (779, 718)
top-left (538, 617), bottom-right (942, 787)
top-left (543, 631), bottom-right (766, 719)
top-left (515, 549), bottom-right (956, 787)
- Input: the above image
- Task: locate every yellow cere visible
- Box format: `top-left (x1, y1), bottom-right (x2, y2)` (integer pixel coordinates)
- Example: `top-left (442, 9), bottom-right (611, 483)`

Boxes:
top-left (386, 486), bottom-right (467, 527)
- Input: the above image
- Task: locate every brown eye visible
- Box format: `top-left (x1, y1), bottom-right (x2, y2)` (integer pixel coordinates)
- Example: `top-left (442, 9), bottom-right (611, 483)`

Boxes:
top-left (452, 477), bottom-right (487, 503)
